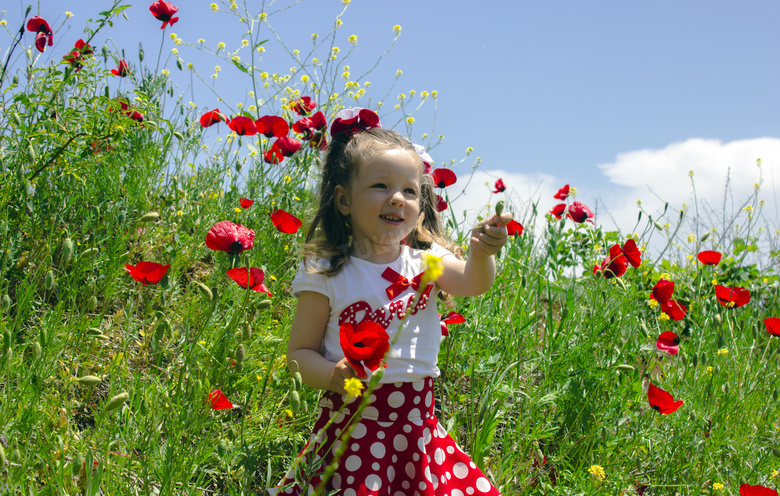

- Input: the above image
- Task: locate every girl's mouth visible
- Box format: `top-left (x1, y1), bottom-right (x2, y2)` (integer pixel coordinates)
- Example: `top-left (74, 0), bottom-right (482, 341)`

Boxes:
top-left (380, 214), bottom-right (404, 223)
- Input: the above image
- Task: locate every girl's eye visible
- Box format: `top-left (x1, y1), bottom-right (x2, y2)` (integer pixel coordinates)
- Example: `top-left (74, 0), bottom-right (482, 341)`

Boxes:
top-left (404, 188), bottom-right (418, 196)
top-left (371, 183), bottom-right (387, 189)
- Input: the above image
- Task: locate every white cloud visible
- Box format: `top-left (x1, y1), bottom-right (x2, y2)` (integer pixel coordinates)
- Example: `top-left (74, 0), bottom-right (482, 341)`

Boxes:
top-left (595, 137), bottom-right (780, 235)
top-left (449, 137), bottom-right (780, 257)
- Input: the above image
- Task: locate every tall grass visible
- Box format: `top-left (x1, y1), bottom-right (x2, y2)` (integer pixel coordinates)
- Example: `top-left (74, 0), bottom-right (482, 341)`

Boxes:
top-left (0, 2), bottom-right (778, 495)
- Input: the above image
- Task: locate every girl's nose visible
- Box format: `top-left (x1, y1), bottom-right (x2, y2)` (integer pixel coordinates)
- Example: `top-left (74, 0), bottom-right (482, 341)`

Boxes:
top-left (389, 190), bottom-right (405, 206)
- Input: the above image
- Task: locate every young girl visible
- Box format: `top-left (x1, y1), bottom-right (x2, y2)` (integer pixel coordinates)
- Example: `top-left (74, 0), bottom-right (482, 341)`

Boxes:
top-left (277, 108), bottom-right (511, 496)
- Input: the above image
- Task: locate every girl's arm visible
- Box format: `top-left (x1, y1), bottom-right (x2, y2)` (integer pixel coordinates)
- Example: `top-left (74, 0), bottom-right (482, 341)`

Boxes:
top-left (436, 212), bottom-right (512, 297)
top-left (287, 290), bottom-right (357, 395)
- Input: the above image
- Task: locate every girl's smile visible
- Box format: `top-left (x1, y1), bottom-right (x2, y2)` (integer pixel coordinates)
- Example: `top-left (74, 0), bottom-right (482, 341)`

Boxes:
top-left (334, 148), bottom-right (422, 263)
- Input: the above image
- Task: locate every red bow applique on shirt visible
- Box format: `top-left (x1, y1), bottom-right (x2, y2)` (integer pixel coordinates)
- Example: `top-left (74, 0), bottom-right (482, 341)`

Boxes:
top-left (382, 267), bottom-right (426, 300)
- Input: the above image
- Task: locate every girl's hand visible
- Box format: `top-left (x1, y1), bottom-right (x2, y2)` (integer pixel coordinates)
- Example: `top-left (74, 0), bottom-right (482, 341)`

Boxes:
top-left (329, 358), bottom-right (359, 395)
top-left (470, 212), bottom-right (512, 258)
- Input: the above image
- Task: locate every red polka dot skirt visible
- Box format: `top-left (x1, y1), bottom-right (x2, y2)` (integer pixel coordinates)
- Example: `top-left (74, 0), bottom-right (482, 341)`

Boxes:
top-left (270, 378), bottom-right (501, 496)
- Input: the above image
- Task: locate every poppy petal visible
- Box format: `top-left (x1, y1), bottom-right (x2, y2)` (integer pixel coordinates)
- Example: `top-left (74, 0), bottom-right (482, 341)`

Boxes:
top-left (207, 389), bottom-right (234, 410)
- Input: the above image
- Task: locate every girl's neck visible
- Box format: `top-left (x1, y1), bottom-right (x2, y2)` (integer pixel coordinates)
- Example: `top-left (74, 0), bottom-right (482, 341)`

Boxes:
top-left (349, 241), bottom-right (402, 264)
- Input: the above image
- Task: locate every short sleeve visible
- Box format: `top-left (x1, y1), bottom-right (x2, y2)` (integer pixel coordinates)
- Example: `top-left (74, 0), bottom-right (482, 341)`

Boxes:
top-left (291, 260), bottom-right (330, 298)
top-left (429, 241), bottom-right (456, 260)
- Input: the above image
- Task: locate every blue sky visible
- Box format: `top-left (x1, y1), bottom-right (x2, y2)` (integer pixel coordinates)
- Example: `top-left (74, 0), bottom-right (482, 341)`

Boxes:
top-left (5, 0), bottom-right (780, 244)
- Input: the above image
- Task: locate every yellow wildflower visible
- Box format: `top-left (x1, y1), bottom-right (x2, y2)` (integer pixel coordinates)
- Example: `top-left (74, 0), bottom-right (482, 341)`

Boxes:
top-left (217, 42), bottom-right (225, 51)
top-left (344, 377), bottom-right (363, 398)
top-left (210, 3), bottom-right (218, 11)
top-left (713, 483), bottom-right (724, 492)
top-left (588, 465), bottom-right (606, 481)
top-left (65, 12), bottom-right (74, 18)
top-left (348, 34), bottom-right (357, 45)
top-left (406, 117), bottom-right (415, 125)
top-left (161, 69), bottom-right (170, 77)
top-left (717, 348), bottom-right (729, 356)
top-left (393, 24), bottom-right (402, 35)
top-left (421, 253), bottom-right (444, 285)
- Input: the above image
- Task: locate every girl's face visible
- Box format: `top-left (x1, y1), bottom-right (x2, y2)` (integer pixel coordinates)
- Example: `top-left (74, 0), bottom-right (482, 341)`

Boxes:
top-left (334, 148), bottom-right (422, 263)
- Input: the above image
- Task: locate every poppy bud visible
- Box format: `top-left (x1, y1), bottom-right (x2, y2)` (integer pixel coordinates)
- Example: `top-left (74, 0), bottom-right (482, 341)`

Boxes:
top-left (495, 201), bottom-right (504, 216)
top-left (773, 448), bottom-right (780, 458)
top-left (700, 352), bottom-right (706, 366)
top-left (689, 410), bottom-right (696, 421)
top-left (638, 321), bottom-right (649, 337)
top-left (3, 329), bottom-right (11, 352)
top-left (39, 328), bottom-right (46, 348)
top-left (61, 237), bottom-right (74, 266)
top-left (101, 44), bottom-right (109, 60)
top-left (717, 333), bottom-right (724, 348)
top-left (534, 446), bottom-right (544, 466)
top-left (700, 231), bottom-right (710, 242)
top-left (773, 389), bottom-right (778, 402)
top-left (80, 247), bottom-right (99, 259)
top-left (293, 371), bottom-right (303, 391)
top-left (242, 324), bottom-right (252, 341)
top-left (257, 300), bottom-right (272, 310)
top-left (87, 295), bottom-right (98, 313)
top-left (194, 281), bottom-right (213, 300)
top-left (681, 354), bottom-right (687, 367)
top-left (653, 220), bottom-right (664, 231)
top-left (78, 375), bottom-right (102, 386)
top-left (615, 364), bottom-right (634, 372)
top-left (10, 448), bottom-right (20, 463)
top-left (290, 390), bottom-right (300, 413)
top-left (2, 294), bottom-right (10, 314)
top-left (25, 48), bottom-right (32, 62)
top-left (12, 74), bottom-right (19, 86)
top-left (173, 131), bottom-right (184, 141)
top-left (10, 111), bottom-right (21, 127)
top-left (137, 211), bottom-right (159, 223)
top-left (713, 314), bottom-right (722, 325)
top-left (235, 344), bottom-right (245, 363)
top-left (104, 392), bottom-right (129, 413)
top-left (33, 341), bottom-right (41, 359)
top-left (721, 383), bottom-right (729, 395)
top-left (601, 426), bottom-right (607, 444)
top-left (692, 353), bottom-right (698, 367)
top-left (0, 444), bottom-right (6, 467)
top-left (86, 327), bottom-right (104, 336)
top-left (26, 144), bottom-right (36, 163)
top-left (138, 42), bottom-right (144, 62)
top-left (217, 439), bottom-right (227, 458)
top-left (72, 452), bottom-right (83, 477)
top-left (176, 58), bottom-right (183, 71)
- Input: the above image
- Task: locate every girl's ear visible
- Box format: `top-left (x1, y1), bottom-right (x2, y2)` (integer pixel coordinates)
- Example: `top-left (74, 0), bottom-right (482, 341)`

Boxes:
top-left (334, 185), bottom-right (351, 215)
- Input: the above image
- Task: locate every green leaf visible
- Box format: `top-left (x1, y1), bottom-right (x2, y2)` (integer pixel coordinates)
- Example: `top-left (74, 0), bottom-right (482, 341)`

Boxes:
top-left (232, 59), bottom-right (249, 74)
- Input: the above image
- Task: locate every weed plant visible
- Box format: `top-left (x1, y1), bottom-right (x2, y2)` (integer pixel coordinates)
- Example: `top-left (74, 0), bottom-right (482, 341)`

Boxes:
top-left (0, 2), bottom-right (778, 495)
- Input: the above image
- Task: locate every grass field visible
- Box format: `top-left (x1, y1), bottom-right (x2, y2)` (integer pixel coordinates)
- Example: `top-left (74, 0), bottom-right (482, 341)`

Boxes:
top-left (0, 2), bottom-right (779, 495)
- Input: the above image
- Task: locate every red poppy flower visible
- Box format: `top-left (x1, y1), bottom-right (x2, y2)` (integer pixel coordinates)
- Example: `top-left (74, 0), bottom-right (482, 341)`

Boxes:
top-left (111, 59), bottom-right (131, 77)
top-left (593, 244), bottom-right (628, 279)
top-left (507, 219), bottom-right (524, 236)
top-left (740, 484), bottom-right (778, 496)
top-left (200, 109), bottom-right (228, 128)
top-left (274, 136), bottom-right (302, 157)
top-left (290, 96), bottom-right (317, 115)
top-left (662, 300), bottom-right (687, 320)
top-left (440, 311), bottom-right (466, 337)
top-left (270, 209), bottom-right (302, 234)
top-left (554, 184), bottom-right (570, 200)
top-left (714, 284), bottom-right (751, 308)
top-left (239, 198), bottom-right (254, 209)
top-left (697, 250), bottom-right (722, 266)
top-left (206, 220), bottom-right (255, 254)
top-left (647, 383), bottom-right (683, 414)
top-left (228, 116), bottom-right (257, 136)
top-left (339, 320), bottom-right (390, 378)
top-left (112, 100), bottom-right (144, 122)
top-left (330, 107), bottom-right (381, 138)
top-left (431, 168), bottom-right (457, 188)
top-left (124, 261), bottom-right (170, 285)
top-left (652, 279), bottom-right (675, 304)
top-left (435, 194), bottom-right (448, 212)
top-left (622, 239), bottom-right (642, 267)
top-left (256, 115), bottom-right (289, 138)
top-left (492, 178), bottom-right (506, 193)
top-left (656, 331), bottom-right (680, 355)
top-left (62, 39), bottom-right (94, 72)
top-left (264, 146), bottom-right (283, 164)
top-left (293, 111), bottom-right (327, 138)
top-left (549, 203), bottom-right (566, 219)
top-left (207, 389), bottom-right (233, 410)
top-left (226, 267), bottom-right (272, 296)
top-left (567, 201), bottom-right (595, 223)
top-left (26, 16), bottom-right (53, 53)
top-left (149, 0), bottom-right (179, 29)
top-left (765, 317), bottom-right (780, 337)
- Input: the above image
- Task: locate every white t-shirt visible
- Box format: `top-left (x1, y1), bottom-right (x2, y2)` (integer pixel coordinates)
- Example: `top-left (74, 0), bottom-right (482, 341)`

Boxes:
top-left (292, 243), bottom-right (455, 383)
